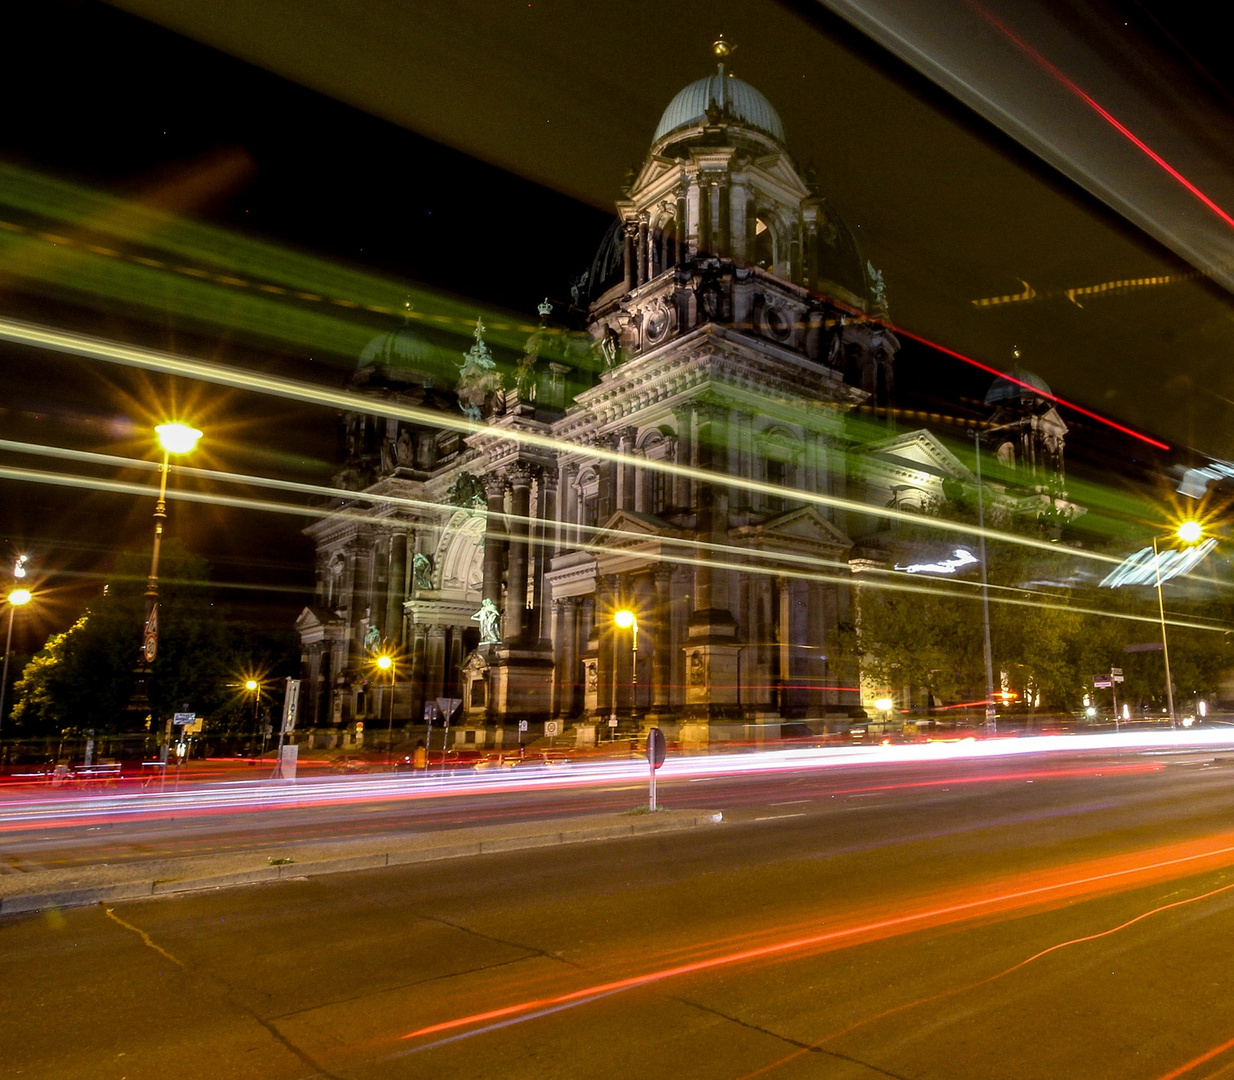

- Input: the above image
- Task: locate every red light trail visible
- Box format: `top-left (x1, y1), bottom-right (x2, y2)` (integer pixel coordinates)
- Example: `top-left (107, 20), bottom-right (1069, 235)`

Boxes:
top-left (399, 829), bottom-right (1234, 1049)
top-left (974, 5), bottom-right (1234, 235)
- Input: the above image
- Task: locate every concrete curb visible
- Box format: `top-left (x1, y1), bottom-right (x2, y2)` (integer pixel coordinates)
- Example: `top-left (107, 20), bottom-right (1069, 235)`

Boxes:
top-left (0, 810), bottom-right (723, 915)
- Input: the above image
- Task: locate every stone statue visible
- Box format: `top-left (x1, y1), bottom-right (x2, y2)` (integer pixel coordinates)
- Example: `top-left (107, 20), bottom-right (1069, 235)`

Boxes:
top-left (456, 317), bottom-right (503, 423)
top-left (363, 623), bottom-right (381, 653)
top-left (472, 598), bottom-right (502, 644)
top-left (447, 471), bottom-right (487, 511)
top-left (867, 260), bottom-right (888, 313)
top-left (395, 428), bottom-right (413, 467)
top-left (570, 271), bottom-right (589, 308)
top-left (412, 552), bottom-right (433, 591)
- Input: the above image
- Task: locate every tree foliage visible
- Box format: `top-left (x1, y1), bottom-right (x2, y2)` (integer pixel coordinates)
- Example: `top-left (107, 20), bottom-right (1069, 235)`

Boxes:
top-left (10, 542), bottom-right (299, 737)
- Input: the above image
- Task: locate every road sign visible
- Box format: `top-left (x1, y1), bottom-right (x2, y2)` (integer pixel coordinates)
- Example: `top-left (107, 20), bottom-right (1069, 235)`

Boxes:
top-left (436, 697), bottom-right (462, 721)
top-left (646, 727), bottom-right (667, 812)
top-left (607, 718), bottom-right (619, 727)
top-left (646, 727), bottom-right (667, 769)
top-left (1093, 676), bottom-right (1112, 689)
top-left (544, 720), bottom-right (561, 737)
top-left (517, 720), bottom-right (529, 732)
top-left (1125, 642), bottom-right (1163, 653)
top-left (1111, 667), bottom-right (1123, 676)
top-left (281, 678), bottom-right (301, 733)
top-left (172, 712), bottom-right (195, 726)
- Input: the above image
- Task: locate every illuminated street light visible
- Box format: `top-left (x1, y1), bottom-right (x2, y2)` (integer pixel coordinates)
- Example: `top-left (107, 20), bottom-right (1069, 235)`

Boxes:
top-left (243, 679), bottom-right (263, 762)
top-left (133, 422), bottom-right (202, 717)
top-left (613, 610), bottom-right (638, 734)
top-left (1154, 520), bottom-right (1203, 728)
top-left (1, 586), bottom-right (33, 743)
top-left (375, 652), bottom-right (396, 766)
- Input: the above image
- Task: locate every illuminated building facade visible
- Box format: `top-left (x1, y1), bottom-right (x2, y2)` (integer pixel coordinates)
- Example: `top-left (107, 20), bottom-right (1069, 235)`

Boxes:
top-left (295, 49), bottom-right (1070, 742)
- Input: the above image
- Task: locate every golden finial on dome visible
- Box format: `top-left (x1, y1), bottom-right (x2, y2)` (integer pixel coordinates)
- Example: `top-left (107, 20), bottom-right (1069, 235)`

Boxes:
top-left (713, 37), bottom-right (733, 59)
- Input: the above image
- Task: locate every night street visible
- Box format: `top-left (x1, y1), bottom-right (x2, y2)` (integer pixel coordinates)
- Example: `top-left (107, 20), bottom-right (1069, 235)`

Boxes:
top-left (7, 738), bottom-right (1234, 1078)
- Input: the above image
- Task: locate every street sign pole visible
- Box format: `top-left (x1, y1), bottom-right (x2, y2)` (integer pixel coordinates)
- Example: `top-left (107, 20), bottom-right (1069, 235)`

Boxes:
top-left (1110, 668), bottom-right (1120, 731)
top-left (646, 727), bottom-right (666, 812)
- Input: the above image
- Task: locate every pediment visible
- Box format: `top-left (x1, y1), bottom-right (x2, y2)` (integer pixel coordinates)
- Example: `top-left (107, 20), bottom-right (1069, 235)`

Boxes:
top-left (593, 509), bottom-right (673, 540)
top-left (861, 428), bottom-right (974, 483)
top-left (736, 505), bottom-right (852, 550)
top-left (295, 606), bottom-right (332, 632)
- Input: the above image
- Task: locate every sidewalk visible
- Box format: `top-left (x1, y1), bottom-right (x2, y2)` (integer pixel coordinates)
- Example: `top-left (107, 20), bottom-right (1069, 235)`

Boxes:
top-left (0, 808), bottom-right (723, 915)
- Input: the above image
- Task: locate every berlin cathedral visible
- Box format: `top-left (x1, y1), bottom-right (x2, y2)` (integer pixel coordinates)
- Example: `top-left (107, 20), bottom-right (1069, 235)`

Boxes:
top-left (295, 44), bottom-right (1072, 746)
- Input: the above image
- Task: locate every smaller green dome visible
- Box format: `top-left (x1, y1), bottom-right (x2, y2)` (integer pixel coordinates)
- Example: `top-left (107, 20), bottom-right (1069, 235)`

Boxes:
top-left (358, 325), bottom-right (449, 377)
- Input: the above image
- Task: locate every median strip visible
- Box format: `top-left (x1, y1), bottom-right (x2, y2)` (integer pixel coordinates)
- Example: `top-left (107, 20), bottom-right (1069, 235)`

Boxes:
top-left (0, 809), bottom-right (723, 915)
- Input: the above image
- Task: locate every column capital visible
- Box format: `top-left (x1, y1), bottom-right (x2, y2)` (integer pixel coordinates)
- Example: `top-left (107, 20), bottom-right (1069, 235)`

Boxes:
top-left (482, 472), bottom-right (508, 499)
top-left (507, 462), bottom-right (535, 488)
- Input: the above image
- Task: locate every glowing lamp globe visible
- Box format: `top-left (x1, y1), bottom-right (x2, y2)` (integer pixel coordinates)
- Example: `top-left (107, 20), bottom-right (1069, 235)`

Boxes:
top-left (874, 698), bottom-right (894, 712)
top-left (614, 610), bottom-right (636, 629)
top-left (1176, 520), bottom-right (1203, 544)
top-left (244, 680), bottom-right (259, 692)
top-left (375, 655), bottom-right (393, 671)
top-left (155, 422), bottom-right (203, 455)
top-left (7, 588), bottom-right (31, 607)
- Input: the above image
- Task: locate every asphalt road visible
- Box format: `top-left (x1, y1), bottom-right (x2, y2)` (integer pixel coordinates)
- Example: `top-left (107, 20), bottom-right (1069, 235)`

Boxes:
top-left (7, 741), bottom-right (1234, 1078)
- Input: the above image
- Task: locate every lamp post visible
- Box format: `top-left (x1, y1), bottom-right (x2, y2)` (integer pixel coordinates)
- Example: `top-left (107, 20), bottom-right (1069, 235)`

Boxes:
top-left (1154, 520), bottom-right (1203, 728)
top-left (614, 609), bottom-right (637, 729)
top-left (970, 420), bottom-right (1027, 733)
top-left (244, 679), bottom-right (262, 763)
top-left (1, 586), bottom-right (33, 742)
top-left (133, 422), bottom-right (202, 717)
top-left (376, 652), bottom-right (395, 766)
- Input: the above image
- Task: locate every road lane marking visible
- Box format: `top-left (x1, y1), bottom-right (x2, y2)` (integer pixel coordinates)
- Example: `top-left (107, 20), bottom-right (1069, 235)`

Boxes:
top-left (753, 813), bottom-right (807, 822)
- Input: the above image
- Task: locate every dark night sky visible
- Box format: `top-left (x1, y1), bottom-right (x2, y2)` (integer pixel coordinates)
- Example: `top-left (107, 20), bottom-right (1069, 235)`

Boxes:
top-left (4, 0), bottom-right (1234, 652)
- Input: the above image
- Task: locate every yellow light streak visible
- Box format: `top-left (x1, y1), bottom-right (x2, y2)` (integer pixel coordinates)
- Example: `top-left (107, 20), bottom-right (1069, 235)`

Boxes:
top-left (0, 315), bottom-right (1124, 569)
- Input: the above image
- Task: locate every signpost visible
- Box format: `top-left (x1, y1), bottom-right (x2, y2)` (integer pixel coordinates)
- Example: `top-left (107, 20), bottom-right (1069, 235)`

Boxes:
top-left (1093, 667), bottom-right (1125, 729)
top-left (646, 727), bottom-right (666, 812)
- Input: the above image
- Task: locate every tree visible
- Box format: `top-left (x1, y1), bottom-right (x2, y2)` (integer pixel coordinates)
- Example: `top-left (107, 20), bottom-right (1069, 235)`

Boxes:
top-left (9, 541), bottom-right (291, 737)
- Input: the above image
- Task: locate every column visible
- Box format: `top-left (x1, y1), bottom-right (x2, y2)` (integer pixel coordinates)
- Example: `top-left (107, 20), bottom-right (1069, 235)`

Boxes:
top-left (426, 624), bottom-right (447, 701)
top-left (562, 598), bottom-right (580, 717)
top-left (504, 464), bottom-right (533, 645)
top-left (673, 406), bottom-right (693, 509)
top-left (623, 220), bottom-right (637, 292)
top-left (652, 566), bottom-right (673, 712)
top-left (385, 532), bottom-right (408, 648)
top-left (598, 574), bottom-right (619, 724)
top-left (699, 179), bottom-right (712, 255)
top-left (717, 181), bottom-right (730, 256)
top-left (409, 622), bottom-right (427, 723)
top-left (533, 468), bottom-right (556, 641)
top-left (481, 472), bottom-right (507, 607)
top-left (615, 428), bottom-right (636, 512)
top-left (675, 188), bottom-right (687, 261)
top-left (693, 403), bottom-right (730, 613)
top-left (447, 629), bottom-right (463, 700)
top-left (637, 214), bottom-right (649, 286)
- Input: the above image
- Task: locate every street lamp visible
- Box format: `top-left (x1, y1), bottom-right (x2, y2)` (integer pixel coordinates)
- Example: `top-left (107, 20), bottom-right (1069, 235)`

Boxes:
top-left (1154, 520), bottom-right (1203, 728)
top-left (244, 679), bottom-right (262, 762)
top-left (133, 422), bottom-right (202, 713)
top-left (1, 586), bottom-right (33, 741)
top-left (375, 652), bottom-right (395, 766)
top-left (971, 419), bottom-right (1026, 733)
top-left (614, 609), bottom-right (638, 730)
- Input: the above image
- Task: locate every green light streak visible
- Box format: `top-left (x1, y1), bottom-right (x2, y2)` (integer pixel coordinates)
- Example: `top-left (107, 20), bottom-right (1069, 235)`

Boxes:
top-left (0, 315), bottom-right (1124, 569)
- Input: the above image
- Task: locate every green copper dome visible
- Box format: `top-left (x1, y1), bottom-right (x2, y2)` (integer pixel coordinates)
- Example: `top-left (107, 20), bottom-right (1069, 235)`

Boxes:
top-left (653, 70), bottom-right (786, 145)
